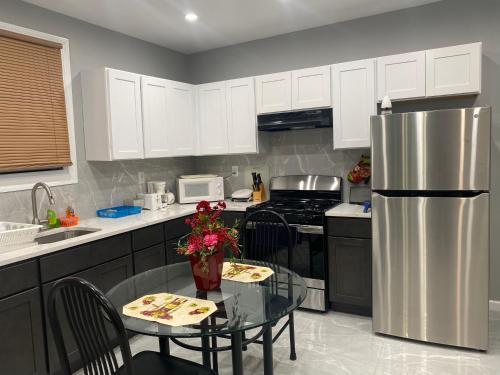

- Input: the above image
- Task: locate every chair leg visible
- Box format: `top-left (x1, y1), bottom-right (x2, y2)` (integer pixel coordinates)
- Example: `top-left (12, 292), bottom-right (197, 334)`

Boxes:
top-left (289, 312), bottom-right (297, 360)
top-left (242, 330), bottom-right (248, 351)
top-left (211, 335), bottom-right (219, 374)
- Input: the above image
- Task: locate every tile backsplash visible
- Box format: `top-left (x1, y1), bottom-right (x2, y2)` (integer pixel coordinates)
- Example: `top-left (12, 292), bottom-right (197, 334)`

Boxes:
top-left (0, 157), bottom-right (194, 223)
top-left (193, 128), bottom-right (369, 201)
top-left (0, 129), bottom-right (366, 223)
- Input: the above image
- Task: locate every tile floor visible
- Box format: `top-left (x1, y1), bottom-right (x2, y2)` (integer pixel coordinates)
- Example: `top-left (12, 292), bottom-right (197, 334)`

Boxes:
top-left (76, 310), bottom-right (500, 374)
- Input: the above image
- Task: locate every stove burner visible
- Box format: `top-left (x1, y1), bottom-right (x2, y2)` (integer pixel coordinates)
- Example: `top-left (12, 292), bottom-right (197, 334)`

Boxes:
top-left (247, 198), bottom-right (340, 225)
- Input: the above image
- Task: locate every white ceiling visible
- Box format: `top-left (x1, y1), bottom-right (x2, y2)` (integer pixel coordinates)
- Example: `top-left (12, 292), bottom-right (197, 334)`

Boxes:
top-left (23, 0), bottom-right (441, 54)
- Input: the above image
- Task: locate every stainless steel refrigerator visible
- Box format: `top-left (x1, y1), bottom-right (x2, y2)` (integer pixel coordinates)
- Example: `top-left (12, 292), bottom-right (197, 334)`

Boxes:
top-left (371, 107), bottom-right (490, 350)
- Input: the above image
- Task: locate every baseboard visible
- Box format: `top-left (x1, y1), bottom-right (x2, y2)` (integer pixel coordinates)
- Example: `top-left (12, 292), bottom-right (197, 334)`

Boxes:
top-left (489, 300), bottom-right (500, 312)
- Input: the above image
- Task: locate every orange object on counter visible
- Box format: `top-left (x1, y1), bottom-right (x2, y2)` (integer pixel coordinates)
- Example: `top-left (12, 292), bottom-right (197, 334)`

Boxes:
top-left (60, 216), bottom-right (79, 227)
top-left (60, 206), bottom-right (79, 226)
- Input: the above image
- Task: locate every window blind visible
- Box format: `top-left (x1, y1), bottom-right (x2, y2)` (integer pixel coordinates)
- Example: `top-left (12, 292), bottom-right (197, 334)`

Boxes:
top-left (0, 29), bottom-right (72, 173)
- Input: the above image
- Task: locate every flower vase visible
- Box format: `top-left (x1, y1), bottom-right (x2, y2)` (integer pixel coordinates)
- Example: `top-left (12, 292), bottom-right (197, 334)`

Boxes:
top-left (189, 250), bottom-right (224, 291)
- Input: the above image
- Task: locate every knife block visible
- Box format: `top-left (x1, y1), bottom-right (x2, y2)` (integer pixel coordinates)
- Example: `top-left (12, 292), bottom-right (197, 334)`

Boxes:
top-left (253, 184), bottom-right (266, 202)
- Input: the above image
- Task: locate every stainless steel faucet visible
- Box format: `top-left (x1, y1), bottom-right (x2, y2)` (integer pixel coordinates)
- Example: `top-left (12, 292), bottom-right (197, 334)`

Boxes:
top-left (31, 182), bottom-right (56, 225)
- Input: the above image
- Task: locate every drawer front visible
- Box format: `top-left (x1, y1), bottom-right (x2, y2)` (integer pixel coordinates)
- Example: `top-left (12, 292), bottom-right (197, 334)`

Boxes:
top-left (0, 260), bottom-right (39, 299)
top-left (134, 244), bottom-right (166, 274)
top-left (40, 233), bottom-right (132, 282)
top-left (165, 236), bottom-right (186, 265)
top-left (327, 217), bottom-right (371, 238)
top-left (132, 223), bottom-right (164, 251)
top-left (221, 211), bottom-right (244, 228)
top-left (165, 216), bottom-right (190, 240)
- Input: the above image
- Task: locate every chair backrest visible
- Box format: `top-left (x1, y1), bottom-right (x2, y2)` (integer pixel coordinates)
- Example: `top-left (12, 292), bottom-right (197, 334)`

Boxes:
top-left (240, 209), bottom-right (294, 271)
top-left (47, 277), bottom-right (134, 375)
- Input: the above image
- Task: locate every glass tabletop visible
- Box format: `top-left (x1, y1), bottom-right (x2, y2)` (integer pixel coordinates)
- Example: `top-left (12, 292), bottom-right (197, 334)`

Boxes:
top-left (106, 260), bottom-right (307, 338)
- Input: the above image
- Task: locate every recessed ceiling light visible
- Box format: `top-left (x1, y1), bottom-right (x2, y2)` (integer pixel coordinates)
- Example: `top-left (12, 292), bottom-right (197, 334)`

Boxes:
top-left (185, 13), bottom-right (198, 22)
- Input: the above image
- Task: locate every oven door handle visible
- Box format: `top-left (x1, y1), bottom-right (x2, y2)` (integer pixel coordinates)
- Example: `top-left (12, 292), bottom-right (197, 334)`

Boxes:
top-left (290, 224), bottom-right (324, 235)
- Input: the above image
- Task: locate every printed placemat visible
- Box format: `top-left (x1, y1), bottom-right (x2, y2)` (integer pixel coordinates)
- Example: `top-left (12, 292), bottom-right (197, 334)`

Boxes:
top-left (123, 293), bottom-right (217, 327)
top-left (222, 262), bottom-right (274, 283)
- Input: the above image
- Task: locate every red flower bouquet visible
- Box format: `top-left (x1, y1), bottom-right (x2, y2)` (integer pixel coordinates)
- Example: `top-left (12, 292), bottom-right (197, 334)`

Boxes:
top-left (177, 200), bottom-right (240, 290)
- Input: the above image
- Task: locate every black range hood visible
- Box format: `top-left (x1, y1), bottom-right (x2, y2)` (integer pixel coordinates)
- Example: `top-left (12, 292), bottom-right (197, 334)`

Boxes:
top-left (257, 108), bottom-right (332, 132)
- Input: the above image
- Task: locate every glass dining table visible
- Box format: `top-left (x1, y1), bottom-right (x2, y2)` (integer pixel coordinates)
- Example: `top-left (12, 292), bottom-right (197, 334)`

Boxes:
top-left (106, 260), bottom-right (307, 375)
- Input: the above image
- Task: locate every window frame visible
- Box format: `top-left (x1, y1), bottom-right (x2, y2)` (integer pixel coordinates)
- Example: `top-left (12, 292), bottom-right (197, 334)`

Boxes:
top-left (0, 21), bottom-right (77, 193)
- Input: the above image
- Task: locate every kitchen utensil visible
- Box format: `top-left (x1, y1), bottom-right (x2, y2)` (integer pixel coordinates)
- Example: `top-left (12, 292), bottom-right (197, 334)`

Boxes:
top-left (252, 172), bottom-right (258, 191)
top-left (147, 181), bottom-right (166, 194)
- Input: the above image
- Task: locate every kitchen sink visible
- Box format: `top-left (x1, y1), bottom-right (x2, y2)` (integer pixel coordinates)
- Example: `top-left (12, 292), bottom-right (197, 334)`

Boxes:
top-left (35, 227), bottom-right (101, 244)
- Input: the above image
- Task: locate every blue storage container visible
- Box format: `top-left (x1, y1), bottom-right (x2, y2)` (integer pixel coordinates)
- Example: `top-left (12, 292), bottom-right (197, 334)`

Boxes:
top-left (96, 206), bottom-right (142, 218)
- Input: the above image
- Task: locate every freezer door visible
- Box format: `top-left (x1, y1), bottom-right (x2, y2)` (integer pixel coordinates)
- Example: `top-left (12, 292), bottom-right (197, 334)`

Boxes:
top-left (371, 107), bottom-right (490, 191)
top-left (372, 192), bottom-right (489, 350)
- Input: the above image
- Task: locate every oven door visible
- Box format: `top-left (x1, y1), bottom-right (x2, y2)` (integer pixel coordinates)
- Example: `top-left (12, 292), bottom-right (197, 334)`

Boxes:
top-left (291, 225), bottom-right (325, 284)
top-left (243, 222), bottom-right (326, 310)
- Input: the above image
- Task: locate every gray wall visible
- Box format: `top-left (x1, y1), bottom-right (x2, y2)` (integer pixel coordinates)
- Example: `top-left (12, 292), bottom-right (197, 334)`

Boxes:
top-left (0, 0), bottom-right (195, 221)
top-left (188, 0), bottom-right (500, 300)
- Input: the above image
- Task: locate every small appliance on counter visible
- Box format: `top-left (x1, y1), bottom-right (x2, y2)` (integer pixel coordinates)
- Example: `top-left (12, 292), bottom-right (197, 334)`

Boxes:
top-left (137, 193), bottom-right (164, 210)
top-left (147, 181), bottom-right (166, 194)
top-left (177, 175), bottom-right (224, 204)
top-left (231, 189), bottom-right (253, 202)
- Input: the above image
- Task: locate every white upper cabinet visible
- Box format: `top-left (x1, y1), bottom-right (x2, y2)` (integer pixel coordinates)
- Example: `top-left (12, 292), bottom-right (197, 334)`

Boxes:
top-left (107, 69), bottom-right (144, 160)
top-left (426, 42), bottom-right (481, 97)
top-left (82, 68), bottom-right (144, 161)
top-left (377, 51), bottom-right (426, 101)
top-left (197, 82), bottom-right (229, 155)
top-left (141, 76), bottom-right (170, 158)
top-left (292, 66), bottom-right (331, 109)
top-left (226, 78), bottom-right (257, 154)
top-left (141, 77), bottom-right (196, 158)
top-left (332, 59), bottom-right (376, 150)
top-left (255, 72), bottom-right (292, 114)
top-left (167, 81), bottom-right (197, 156)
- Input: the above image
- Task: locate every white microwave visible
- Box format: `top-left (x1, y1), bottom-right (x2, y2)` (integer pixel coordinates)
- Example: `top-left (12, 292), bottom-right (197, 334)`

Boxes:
top-left (177, 175), bottom-right (224, 204)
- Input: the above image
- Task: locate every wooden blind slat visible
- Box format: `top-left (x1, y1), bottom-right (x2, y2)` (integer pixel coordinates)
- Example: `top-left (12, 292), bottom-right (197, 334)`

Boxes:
top-left (0, 32), bottom-right (71, 173)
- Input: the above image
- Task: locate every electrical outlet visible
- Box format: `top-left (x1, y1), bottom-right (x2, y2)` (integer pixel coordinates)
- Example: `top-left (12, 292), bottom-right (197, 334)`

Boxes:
top-left (231, 166), bottom-right (239, 177)
top-left (137, 171), bottom-right (145, 184)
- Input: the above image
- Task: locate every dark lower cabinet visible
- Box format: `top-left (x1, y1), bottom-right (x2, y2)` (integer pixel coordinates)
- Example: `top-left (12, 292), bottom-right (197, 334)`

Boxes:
top-left (220, 211), bottom-right (244, 228)
top-left (328, 236), bottom-right (372, 316)
top-left (0, 287), bottom-right (47, 375)
top-left (165, 236), bottom-right (185, 265)
top-left (134, 243), bottom-right (166, 274)
top-left (43, 255), bottom-right (133, 374)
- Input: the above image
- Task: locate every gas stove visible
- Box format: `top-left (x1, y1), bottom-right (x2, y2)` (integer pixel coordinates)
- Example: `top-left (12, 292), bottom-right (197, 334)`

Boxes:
top-left (246, 175), bottom-right (342, 226)
top-left (244, 175), bottom-right (343, 311)
top-left (247, 198), bottom-right (340, 226)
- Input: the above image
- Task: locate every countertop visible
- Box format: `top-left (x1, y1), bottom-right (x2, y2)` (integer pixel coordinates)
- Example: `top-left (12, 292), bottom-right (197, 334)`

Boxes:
top-left (0, 200), bottom-right (256, 268)
top-left (325, 203), bottom-right (371, 219)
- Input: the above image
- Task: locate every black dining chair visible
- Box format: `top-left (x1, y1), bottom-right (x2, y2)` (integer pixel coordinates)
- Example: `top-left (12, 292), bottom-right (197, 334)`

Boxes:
top-left (239, 209), bottom-right (297, 361)
top-left (47, 277), bottom-right (216, 375)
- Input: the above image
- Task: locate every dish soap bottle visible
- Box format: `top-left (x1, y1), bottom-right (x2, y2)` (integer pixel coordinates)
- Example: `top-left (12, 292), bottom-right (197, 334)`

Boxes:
top-left (47, 209), bottom-right (60, 228)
